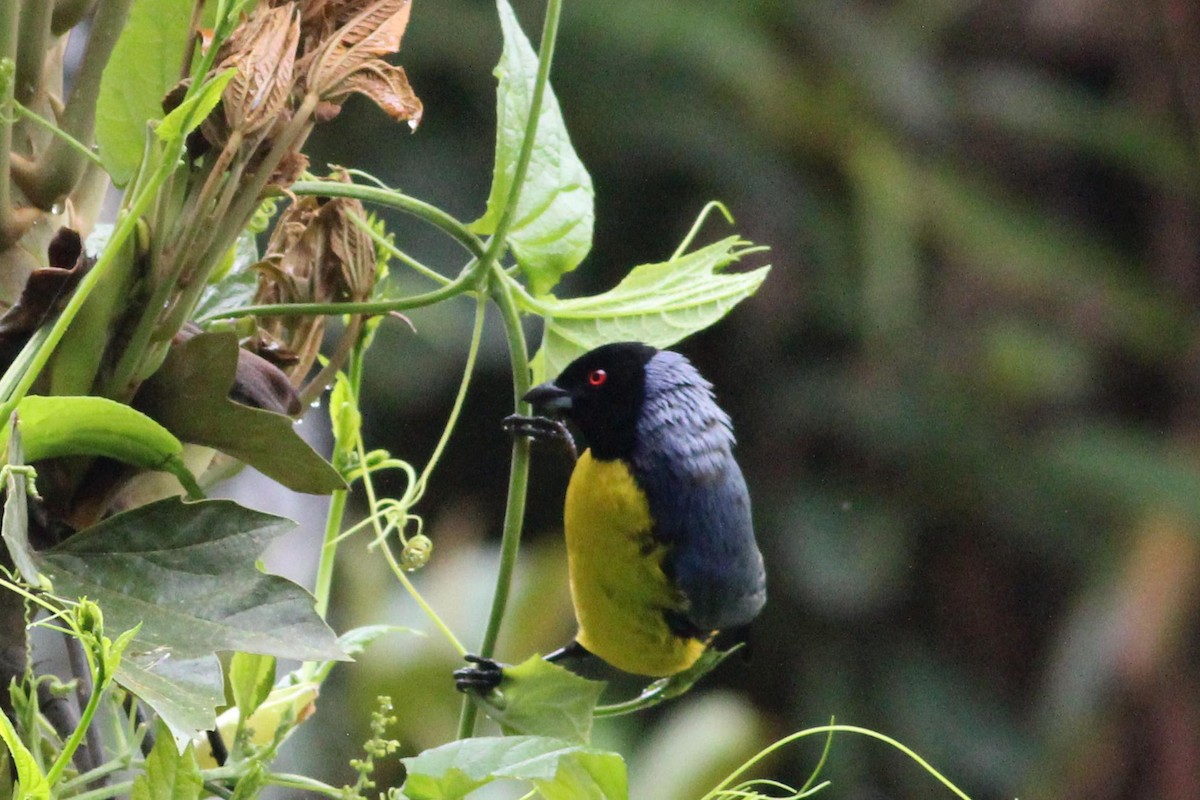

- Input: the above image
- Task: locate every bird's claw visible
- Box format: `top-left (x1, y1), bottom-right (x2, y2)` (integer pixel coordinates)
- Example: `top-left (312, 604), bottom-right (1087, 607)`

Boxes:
top-left (502, 414), bottom-right (577, 461)
top-left (454, 654), bottom-right (505, 694)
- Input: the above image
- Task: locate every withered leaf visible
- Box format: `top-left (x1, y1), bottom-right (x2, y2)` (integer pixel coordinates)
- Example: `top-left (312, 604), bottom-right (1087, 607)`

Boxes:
top-left (325, 61), bottom-right (422, 125)
top-left (268, 150), bottom-right (310, 188)
top-left (221, 5), bottom-right (302, 136)
top-left (304, 0), bottom-right (416, 109)
top-left (0, 228), bottom-right (92, 337)
top-left (135, 332), bottom-right (344, 494)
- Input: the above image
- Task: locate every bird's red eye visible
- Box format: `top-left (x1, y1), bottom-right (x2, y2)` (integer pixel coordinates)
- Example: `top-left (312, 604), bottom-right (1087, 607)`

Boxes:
top-left (588, 369), bottom-right (607, 387)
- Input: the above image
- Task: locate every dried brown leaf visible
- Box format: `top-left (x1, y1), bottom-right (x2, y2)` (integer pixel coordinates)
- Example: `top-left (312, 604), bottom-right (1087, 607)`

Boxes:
top-left (268, 150), bottom-right (311, 188)
top-left (304, 0), bottom-right (413, 97)
top-left (221, 5), bottom-right (302, 136)
top-left (325, 61), bottom-right (422, 125)
top-left (251, 176), bottom-right (377, 380)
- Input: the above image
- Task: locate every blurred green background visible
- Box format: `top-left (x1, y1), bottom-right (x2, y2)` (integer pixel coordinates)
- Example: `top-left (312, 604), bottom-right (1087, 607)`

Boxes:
top-left (288, 0), bottom-right (1200, 797)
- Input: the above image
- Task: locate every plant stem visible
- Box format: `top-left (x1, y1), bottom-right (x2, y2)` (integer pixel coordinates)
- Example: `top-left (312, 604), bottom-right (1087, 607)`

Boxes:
top-left (45, 652), bottom-right (107, 786)
top-left (266, 772), bottom-right (345, 798)
top-left (15, 1), bottom-right (53, 107)
top-left (68, 779), bottom-right (135, 800)
top-left (456, 270), bottom-right (534, 740)
top-left (455, 0), bottom-right (564, 741)
top-left (313, 488), bottom-right (349, 622)
top-left (12, 99), bottom-right (105, 168)
top-left (289, 180), bottom-right (487, 259)
top-left (198, 275), bottom-right (475, 322)
top-left (350, 210), bottom-right (452, 286)
top-left (416, 291), bottom-right (488, 494)
top-left (0, 6), bottom-right (20, 241)
top-left (310, 332), bottom-right (369, 627)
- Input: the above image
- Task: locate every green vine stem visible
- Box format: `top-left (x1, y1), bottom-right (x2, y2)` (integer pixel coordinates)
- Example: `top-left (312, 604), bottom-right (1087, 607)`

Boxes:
top-left (456, 269), bottom-right (534, 741)
top-left (44, 653), bottom-right (107, 787)
top-left (291, 180), bottom-right (486, 259)
top-left (454, 0), bottom-right (565, 741)
top-left (11, 98), bottom-right (106, 168)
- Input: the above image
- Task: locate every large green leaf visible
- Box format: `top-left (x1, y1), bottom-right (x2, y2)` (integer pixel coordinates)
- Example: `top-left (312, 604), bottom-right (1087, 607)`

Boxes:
top-left (467, 656), bottom-right (605, 744)
top-left (401, 736), bottom-right (627, 800)
top-left (95, 0), bottom-right (193, 184)
top-left (38, 498), bottom-right (345, 662)
top-left (135, 333), bottom-right (344, 494)
top-left (470, 0), bottom-right (594, 296)
top-left (115, 654), bottom-right (225, 747)
top-left (530, 237), bottom-right (770, 382)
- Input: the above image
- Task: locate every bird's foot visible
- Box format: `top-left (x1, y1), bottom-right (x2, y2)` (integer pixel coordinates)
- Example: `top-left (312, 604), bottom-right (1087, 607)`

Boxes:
top-left (502, 414), bottom-right (577, 461)
top-left (454, 654), bottom-right (505, 694)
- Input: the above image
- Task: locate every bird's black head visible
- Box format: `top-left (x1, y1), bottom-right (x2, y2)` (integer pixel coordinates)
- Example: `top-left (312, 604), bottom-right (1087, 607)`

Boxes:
top-left (524, 342), bottom-right (657, 460)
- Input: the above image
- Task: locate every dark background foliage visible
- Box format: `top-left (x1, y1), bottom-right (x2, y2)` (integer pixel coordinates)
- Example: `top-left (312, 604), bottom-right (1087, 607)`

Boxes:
top-left (287, 1), bottom-right (1200, 797)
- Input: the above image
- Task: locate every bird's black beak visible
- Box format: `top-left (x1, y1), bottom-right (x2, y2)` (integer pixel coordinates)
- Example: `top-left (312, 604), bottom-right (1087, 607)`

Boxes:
top-left (523, 381), bottom-right (572, 415)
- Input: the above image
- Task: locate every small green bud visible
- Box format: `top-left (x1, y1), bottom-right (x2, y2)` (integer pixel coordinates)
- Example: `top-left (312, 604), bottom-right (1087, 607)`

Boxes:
top-left (74, 599), bottom-right (103, 637)
top-left (400, 534), bottom-right (432, 571)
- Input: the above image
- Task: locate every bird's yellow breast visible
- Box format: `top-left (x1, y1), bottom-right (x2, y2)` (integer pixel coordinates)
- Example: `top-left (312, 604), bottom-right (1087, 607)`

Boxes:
top-left (563, 449), bottom-right (706, 676)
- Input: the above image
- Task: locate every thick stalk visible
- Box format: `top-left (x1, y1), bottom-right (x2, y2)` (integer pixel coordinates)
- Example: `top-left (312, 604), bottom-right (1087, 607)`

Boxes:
top-left (52, 0), bottom-right (98, 36)
top-left (0, 4), bottom-right (20, 243)
top-left (15, 1), bottom-right (53, 106)
top-left (17, 0), bottom-right (133, 210)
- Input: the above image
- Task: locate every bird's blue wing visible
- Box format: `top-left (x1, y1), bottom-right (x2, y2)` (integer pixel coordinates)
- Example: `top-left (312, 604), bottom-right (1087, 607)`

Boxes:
top-left (633, 354), bottom-right (766, 634)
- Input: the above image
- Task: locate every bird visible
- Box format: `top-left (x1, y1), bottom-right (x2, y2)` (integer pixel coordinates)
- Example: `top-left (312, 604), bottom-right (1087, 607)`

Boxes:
top-left (456, 341), bottom-right (766, 687)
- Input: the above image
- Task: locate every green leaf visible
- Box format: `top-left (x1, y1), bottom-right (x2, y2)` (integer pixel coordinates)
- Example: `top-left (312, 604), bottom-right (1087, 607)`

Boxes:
top-left (135, 332), bottom-right (344, 494)
top-left (468, 656), bottom-right (605, 744)
top-left (2, 419), bottom-right (42, 587)
top-left (115, 653), bottom-right (225, 747)
top-left (0, 707), bottom-right (49, 800)
top-left (401, 736), bottom-right (627, 800)
top-left (470, 0), bottom-right (594, 295)
top-left (95, 0), bottom-right (194, 184)
top-left (38, 497), bottom-right (346, 662)
top-left (530, 237), bottom-right (770, 382)
top-left (130, 722), bottom-right (203, 800)
top-left (156, 69), bottom-right (237, 145)
top-left (194, 233), bottom-right (261, 323)
top-left (229, 652), bottom-right (276, 720)
top-left (13, 396), bottom-right (201, 498)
